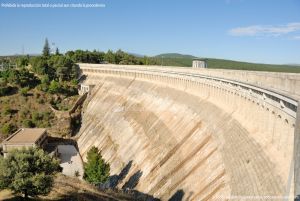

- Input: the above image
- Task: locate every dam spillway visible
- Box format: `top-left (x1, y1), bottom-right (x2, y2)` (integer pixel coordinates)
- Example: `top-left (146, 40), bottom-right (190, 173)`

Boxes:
top-left (76, 64), bottom-right (300, 200)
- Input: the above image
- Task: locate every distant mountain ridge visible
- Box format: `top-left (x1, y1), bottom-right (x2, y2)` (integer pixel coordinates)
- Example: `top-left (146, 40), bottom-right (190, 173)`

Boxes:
top-left (150, 53), bottom-right (300, 73)
top-left (155, 53), bottom-right (199, 59)
top-left (286, 63), bottom-right (300, 66)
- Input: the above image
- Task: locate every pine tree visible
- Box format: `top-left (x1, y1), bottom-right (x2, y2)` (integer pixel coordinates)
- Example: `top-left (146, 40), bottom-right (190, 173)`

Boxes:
top-left (83, 146), bottom-right (110, 185)
top-left (43, 38), bottom-right (50, 57)
top-left (55, 47), bottom-right (60, 55)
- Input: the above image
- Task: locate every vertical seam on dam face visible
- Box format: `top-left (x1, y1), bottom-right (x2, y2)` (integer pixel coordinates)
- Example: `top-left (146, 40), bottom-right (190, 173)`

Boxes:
top-left (77, 64), bottom-right (298, 200)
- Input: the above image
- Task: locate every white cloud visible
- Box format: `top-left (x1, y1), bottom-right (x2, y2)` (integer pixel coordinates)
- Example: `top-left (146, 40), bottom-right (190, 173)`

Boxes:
top-left (229, 22), bottom-right (300, 37)
top-left (292, 35), bottom-right (300, 40)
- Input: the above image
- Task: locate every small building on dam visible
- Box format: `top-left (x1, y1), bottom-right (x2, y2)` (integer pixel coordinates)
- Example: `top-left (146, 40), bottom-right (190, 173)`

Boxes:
top-left (192, 59), bottom-right (207, 68)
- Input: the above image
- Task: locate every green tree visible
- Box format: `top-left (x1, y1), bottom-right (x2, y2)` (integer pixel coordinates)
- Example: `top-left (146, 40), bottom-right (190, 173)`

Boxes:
top-left (48, 80), bottom-right (61, 94)
top-left (104, 50), bottom-right (116, 64)
top-left (4, 68), bottom-right (40, 88)
top-left (43, 38), bottom-right (50, 57)
top-left (37, 75), bottom-right (50, 92)
top-left (65, 50), bottom-right (74, 59)
top-left (1, 123), bottom-right (17, 136)
top-left (31, 56), bottom-right (50, 76)
top-left (48, 55), bottom-right (75, 81)
top-left (55, 47), bottom-right (60, 55)
top-left (84, 146), bottom-right (110, 185)
top-left (56, 67), bottom-right (67, 81)
top-left (0, 147), bottom-right (60, 198)
top-left (115, 49), bottom-right (125, 64)
top-left (17, 56), bottom-right (29, 67)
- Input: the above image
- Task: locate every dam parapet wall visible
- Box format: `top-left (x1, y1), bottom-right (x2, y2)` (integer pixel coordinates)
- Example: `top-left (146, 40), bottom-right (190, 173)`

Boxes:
top-left (78, 63), bottom-right (298, 120)
top-left (78, 63), bottom-right (300, 99)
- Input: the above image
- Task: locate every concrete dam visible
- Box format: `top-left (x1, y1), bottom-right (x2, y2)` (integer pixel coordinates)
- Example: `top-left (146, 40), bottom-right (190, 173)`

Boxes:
top-left (76, 64), bottom-right (300, 200)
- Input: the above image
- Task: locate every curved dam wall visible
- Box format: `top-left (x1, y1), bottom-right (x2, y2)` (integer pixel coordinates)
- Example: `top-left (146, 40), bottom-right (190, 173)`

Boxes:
top-left (77, 64), bottom-right (298, 200)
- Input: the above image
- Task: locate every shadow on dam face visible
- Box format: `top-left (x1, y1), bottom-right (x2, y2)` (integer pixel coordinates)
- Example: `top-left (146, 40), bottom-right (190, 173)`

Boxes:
top-left (102, 160), bottom-right (184, 201)
top-left (122, 170), bottom-right (143, 190)
top-left (168, 190), bottom-right (185, 201)
top-left (108, 160), bottom-right (133, 188)
top-left (77, 72), bottom-right (295, 200)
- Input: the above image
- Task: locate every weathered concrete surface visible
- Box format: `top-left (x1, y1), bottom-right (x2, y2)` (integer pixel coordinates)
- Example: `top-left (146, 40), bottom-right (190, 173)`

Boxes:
top-left (77, 64), bottom-right (298, 200)
top-left (58, 145), bottom-right (84, 179)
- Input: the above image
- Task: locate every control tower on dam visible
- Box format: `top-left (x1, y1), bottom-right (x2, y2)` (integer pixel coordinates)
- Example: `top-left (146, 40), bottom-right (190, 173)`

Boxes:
top-left (77, 63), bottom-right (300, 200)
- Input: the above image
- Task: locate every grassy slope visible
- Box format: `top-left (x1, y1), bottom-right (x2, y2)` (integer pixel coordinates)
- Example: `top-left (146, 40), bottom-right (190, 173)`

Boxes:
top-left (0, 87), bottom-right (80, 141)
top-left (0, 88), bottom-right (55, 141)
top-left (0, 174), bottom-right (134, 201)
top-left (153, 53), bottom-right (300, 73)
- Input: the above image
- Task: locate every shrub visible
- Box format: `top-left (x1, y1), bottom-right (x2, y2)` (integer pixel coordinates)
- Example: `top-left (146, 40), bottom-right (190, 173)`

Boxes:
top-left (0, 78), bottom-right (7, 87)
top-left (3, 105), bottom-right (13, 115)
top-left (22, 119), bottom-right (35, 128)
top-left (71, 79), bottom-right (78, 85)
top-left (1, 123), bottom-right (17, 136)
top-left (37, 83), bottom-right (49, 92)
top-left (19, 108), bottom-right (30, 119)
top-left (37, 97), bottom-right (45, 104)
top-left (0, 86), bottom-right (12, 97)
top-left (32, 112), bottom-right (43, 122)
top-left (48, 80), bottom-right (61, 94)
top-left (31, 111), bottom-right (53, 128)
top-left (19, 86), bottom-right (30, 96)
top-left (4, 68), bottom-right (40, 88)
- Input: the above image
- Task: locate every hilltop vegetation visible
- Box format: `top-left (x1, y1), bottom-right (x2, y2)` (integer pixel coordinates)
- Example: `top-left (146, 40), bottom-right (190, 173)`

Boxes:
top-left (154, 53), bottom-right (300, 73)
top-left (0, 40), bottom-right (80, 140)
top-left (0, 67), bottom-right (57, 139)
top-left (3, 50), bottom-right (299, 73)
top-left (205, 58), bottom-right (300, 73)
top-left (0, 41), bottom-right (161, 140)
top-left (154, 53), bottom-right (197, 67)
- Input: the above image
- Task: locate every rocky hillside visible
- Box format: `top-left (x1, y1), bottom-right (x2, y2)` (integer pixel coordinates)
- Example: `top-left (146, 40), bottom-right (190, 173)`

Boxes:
top-left (0, 174), bottom-right (136, 201)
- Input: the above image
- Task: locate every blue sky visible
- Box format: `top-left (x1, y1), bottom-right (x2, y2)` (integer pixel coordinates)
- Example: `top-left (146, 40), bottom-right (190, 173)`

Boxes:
top-left (0, 0), bottom-right (299, 64)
